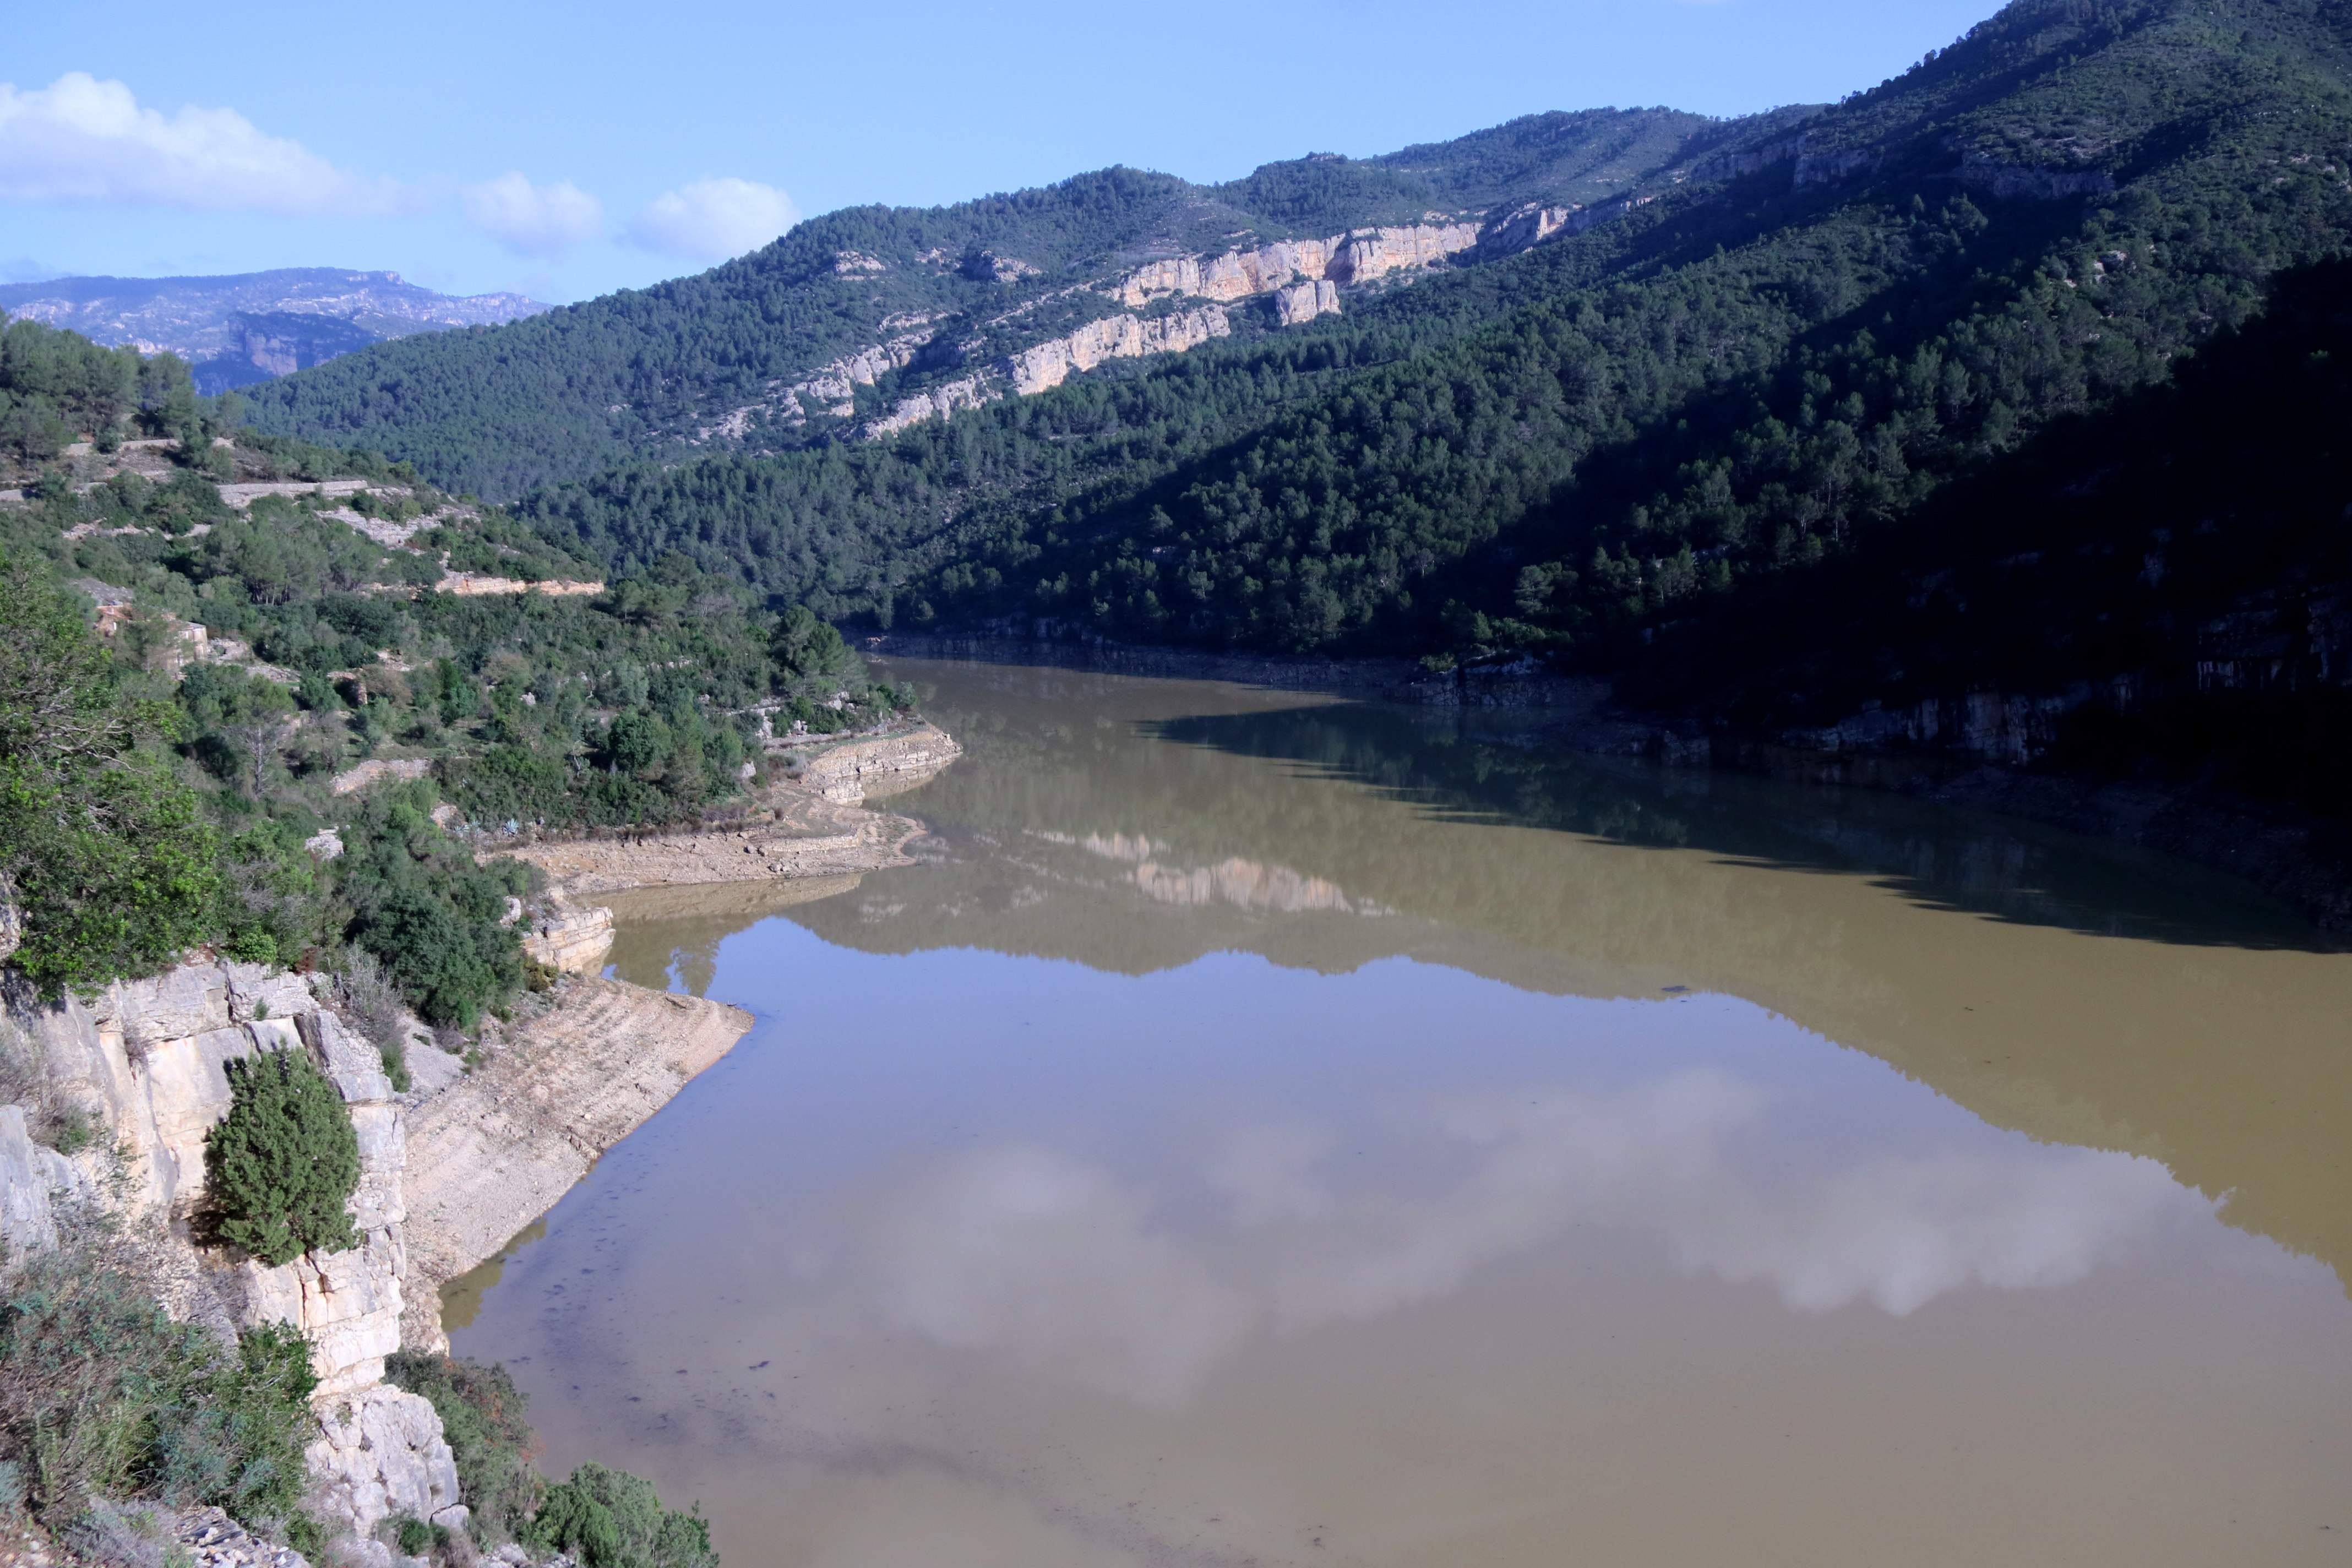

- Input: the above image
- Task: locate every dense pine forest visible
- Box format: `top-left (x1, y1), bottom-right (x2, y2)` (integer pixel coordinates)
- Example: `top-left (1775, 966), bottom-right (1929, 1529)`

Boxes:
top-left (238, 0), bottom-right (2352, 754)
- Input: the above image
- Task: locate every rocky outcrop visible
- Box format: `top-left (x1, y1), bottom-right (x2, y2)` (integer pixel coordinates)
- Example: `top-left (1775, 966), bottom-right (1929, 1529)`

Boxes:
top-left (962, 251), bottom-right (1039, 283)
top-left (1333, 222), bottom-right (1484, 282)
top-left (0, 1106), bottom-right (90, 1255)
top-left (1794, 142), bottom-right (1885, 187)
top-left (788, 330), bottom-right (934, 418)
top-left (1107, 224), bottom-right (1482, 311)
top-left (432, 573), bottom-right (604, 598)
top-left (1958, 151), bottom-right (2116, 200)
top-left (869, 372), bottom-right (994, 437)
top-left (1688, 133), bottom-right (1808, 184)
top-left (520, 900), bottom-right (615, 974)
top-left (793, 722), bottom-right (965, 804)
top-left (2, 960), bottom-right (456, 1567)
top-left (329, 758), bottom-right (431, 796)
top-left (1004, 307), bottom-right (1233, 395)
top-left (216, 478), bottom-right (383, 510)
top-left (1272, 280), bottom-right (1341, 326)
top-left (308, 1386), bottom-right (468, 1544)
top-left (1476, 200), bottom-right (1641, 257)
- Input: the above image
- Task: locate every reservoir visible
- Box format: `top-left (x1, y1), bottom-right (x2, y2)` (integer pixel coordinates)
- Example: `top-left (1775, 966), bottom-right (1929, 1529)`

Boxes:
top-left (450, 658), bottom-right (2352, 1567)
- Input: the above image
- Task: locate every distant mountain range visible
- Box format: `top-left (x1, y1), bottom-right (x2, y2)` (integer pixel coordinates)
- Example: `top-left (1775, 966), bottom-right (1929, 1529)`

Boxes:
top-left (0, 268), bottom-right (547, 395)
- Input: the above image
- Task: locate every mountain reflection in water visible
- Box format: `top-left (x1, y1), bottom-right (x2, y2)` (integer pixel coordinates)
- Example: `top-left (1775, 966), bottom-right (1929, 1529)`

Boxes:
top-left (456, 660), bottom-right (2352, 1568)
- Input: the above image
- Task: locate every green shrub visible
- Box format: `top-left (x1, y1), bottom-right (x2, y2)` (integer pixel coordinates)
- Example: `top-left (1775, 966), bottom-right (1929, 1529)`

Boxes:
top-left (384, 1353), bottom-right (541, 1545)
top-left (148, 1319), bottom-right (320, 1549)
top-left (333, 787), bottom-right (527, 1028)
top-left (202, 1050), bottom-right (361, 1266)
top-left (0, 552), bottom-right (222, 995)
top-left (528, 1463), bottom-right (716, 1568)
top-left (0, 1230), bottom-right (320, 1544)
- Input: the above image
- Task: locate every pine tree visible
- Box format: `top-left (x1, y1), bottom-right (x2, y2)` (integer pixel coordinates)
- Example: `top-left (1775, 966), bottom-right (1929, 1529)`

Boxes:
top-left (204, 1049), bottom-right (361, 1267)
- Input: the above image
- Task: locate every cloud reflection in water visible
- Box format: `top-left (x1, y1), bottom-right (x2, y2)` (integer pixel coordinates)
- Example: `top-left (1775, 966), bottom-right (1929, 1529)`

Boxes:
top-left (837, 1069), bottom-right (2208, 1407)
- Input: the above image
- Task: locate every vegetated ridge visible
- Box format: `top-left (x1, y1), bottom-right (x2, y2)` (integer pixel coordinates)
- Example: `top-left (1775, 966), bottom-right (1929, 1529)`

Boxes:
top-left (247, 0), bottom-right (2352, 881)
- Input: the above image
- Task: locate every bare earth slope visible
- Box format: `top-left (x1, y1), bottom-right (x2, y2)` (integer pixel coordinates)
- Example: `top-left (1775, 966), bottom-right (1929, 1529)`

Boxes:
top-left (499, 724), bottom-right (962, 896)
top-left (401, 979), bottom-right (753, 1348)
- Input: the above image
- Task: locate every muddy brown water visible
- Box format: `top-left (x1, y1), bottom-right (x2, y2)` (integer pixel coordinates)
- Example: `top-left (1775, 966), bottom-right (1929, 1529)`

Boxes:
top-left (449, 660), bottom-right (2352, 1567)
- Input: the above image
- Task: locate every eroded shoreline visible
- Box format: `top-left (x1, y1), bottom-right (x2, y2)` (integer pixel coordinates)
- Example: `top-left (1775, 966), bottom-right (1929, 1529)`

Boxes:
top-left (493, 723), bottom-right (962, 897)
top-left (404, 723), bottom-right (963, 1344)
top-left (401, 979), bottom-right (754, 1349)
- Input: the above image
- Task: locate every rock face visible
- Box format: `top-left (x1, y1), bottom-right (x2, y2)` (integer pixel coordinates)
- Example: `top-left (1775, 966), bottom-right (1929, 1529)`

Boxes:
top-left (1005, 307), bottom-right (1233, 395)
top-left (0, 1106), bottom-right (90, 1255)
top-left (869, 372), bottom-right (994, 437)
top-left (1332, 222), bottom-right (1483, 283)
top-left (329, 758), bottom-right (432, 797)
top-left (2, 960), bottom-right (458, 1564)
top-left (433, 573), bottom-right (605, 599)
top-left (521, 900), bottom-right (616, 974)
top-left (1272, 280), bottom-right (1341, 326)
top-left (1105, 223), bottom-right (1484, 311)
top-left (1958, 152), bottom-right (2116, 200)
top-left (308, 1385), bottom-right (469, 1543)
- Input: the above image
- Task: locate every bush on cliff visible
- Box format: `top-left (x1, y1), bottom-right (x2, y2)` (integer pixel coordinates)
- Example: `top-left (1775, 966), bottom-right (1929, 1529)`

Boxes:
top-left (0, 1226), bottom-right (322, 1548)
top-left (384, 1353), bottom-right (542, 1545)
top-left (203, 1048), bottom-right (361, 1267)
top-left (528, 1462), bottom-right (717, 1568)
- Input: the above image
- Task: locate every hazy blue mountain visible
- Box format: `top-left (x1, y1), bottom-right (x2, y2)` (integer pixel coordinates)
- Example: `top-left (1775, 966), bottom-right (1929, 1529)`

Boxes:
top-left (0, 268), bottom-right (547, 395)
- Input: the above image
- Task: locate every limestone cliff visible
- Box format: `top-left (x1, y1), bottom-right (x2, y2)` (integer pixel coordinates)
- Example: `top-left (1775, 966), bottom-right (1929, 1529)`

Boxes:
top-left (1272, 280), bottom-right (1342, 326)
top-left (3, 960), bottom-right (464, 1565)
top-left (1004, 307), bottom-right (1233, 396)
top-left (861, 206), bottom-right (1629, 437)
top-left (868, 372), bottom-right (994, 438)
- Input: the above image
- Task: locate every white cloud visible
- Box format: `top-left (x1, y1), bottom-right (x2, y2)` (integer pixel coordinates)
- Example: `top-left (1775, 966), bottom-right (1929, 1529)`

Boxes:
top-left (462, 172), bottom-right (604, 259)
top-left (626, 176), bottom-right (796, 263)
top-left (0, 73), bottom-right (402, 215)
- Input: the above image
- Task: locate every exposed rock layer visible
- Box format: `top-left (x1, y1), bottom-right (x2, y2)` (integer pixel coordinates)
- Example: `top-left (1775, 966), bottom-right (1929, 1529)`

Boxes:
top-left (399, 980), bottom-right (753, 1350)
top-left (498, 725), bottom-right (961, 894)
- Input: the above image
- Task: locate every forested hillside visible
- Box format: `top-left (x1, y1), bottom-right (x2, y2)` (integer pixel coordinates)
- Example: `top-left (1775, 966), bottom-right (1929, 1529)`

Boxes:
top-left (238, 109), bottom-right (1795, 498)
top-left (475, 0), bottom-right (2347, 652)
top-left (226, 0), bottom-right (2352, 824)
top-left (0, 316), bottom-right (903, 1020)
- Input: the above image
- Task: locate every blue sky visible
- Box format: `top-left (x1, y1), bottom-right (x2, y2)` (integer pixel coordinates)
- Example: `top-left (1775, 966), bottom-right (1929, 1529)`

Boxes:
top-left (4, 0), bottom-right (2000, 305)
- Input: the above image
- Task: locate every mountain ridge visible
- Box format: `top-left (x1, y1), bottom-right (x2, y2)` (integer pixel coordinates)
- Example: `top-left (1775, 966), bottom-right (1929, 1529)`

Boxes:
top-left (238, 107), bottom-right (1823, 497)
top-left (0, 268), bottom-right (548, 397)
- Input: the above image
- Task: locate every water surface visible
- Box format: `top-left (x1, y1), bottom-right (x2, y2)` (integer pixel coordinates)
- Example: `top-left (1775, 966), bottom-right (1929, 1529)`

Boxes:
top-left (452, 661), bottom-right (2352, 1567)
